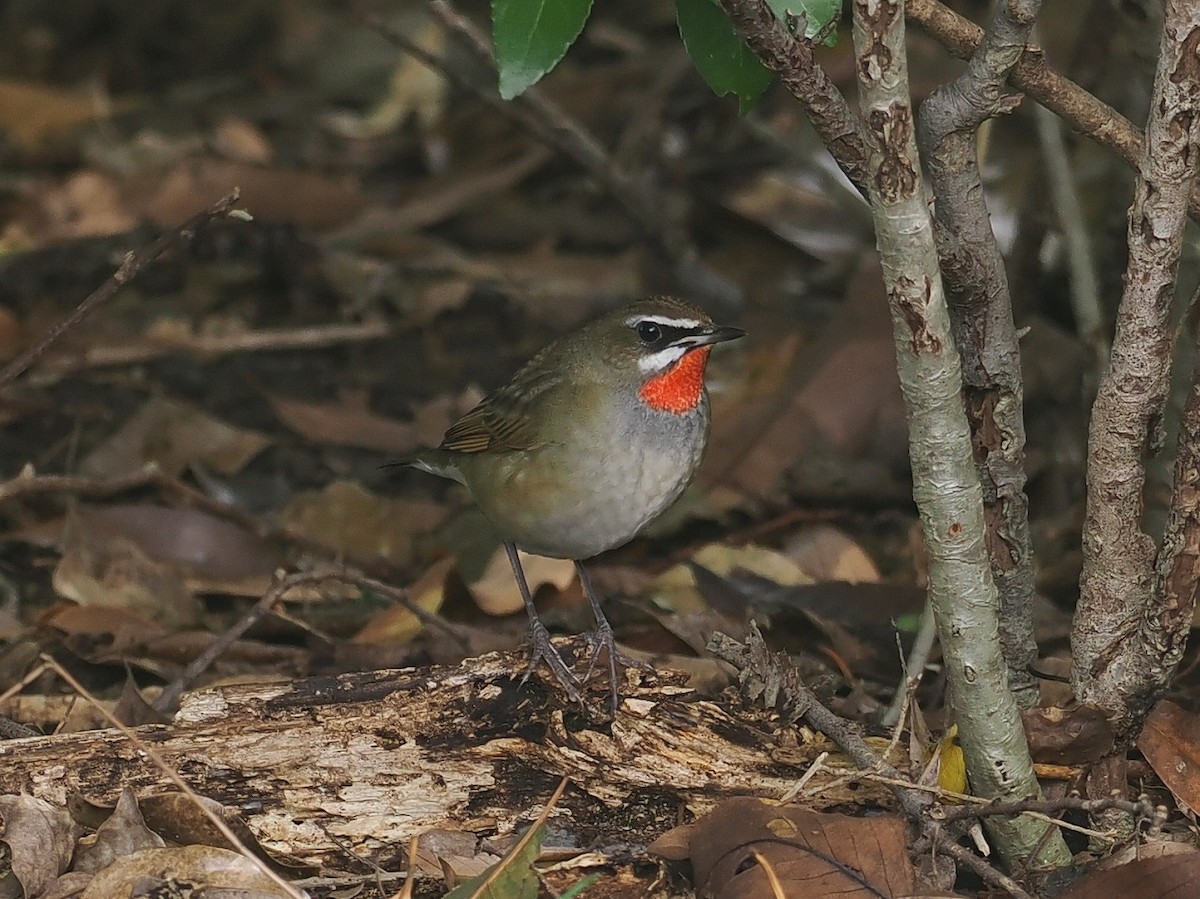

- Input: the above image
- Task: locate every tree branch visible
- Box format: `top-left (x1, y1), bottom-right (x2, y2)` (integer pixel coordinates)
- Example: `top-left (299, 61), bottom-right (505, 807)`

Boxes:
top-left (1073, 0), bottom-right (1200, 739)
top-left (916, 1), bottom-right (1043, 707)
top-left (849, 0), bottom-right (1067, 869)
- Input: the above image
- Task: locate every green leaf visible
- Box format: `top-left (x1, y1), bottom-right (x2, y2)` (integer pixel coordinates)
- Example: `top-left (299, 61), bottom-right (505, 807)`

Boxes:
top-left (765, 0), bottom-right (843, 47)
top-left (559, 873), bottom-right (600, 898)
top-left (676, 0), bottom-right (774, 113)
top-left (443, 823), bottom-right (545, 899)
top-left (492, 0), bottom-right (595, 100)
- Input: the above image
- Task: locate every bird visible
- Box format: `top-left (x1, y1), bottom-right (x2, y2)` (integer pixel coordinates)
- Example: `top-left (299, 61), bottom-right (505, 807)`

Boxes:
top-left (396, 296), bottom-right (744, 709)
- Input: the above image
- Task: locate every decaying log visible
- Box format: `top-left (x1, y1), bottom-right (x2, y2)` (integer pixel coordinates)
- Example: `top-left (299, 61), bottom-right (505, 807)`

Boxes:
top-left (0, 643), bottom-right (872, 869)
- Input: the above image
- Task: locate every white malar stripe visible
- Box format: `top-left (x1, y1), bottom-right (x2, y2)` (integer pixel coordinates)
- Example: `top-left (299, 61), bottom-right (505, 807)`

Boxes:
top-left (638, 345), bottom-right (687, 372)
top-left (625, 315), bottom-right (703, 329)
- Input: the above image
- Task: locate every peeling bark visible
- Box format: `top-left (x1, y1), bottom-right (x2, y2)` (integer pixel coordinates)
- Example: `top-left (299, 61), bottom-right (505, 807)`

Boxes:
top-left (0, 652), bottom-right (874, 869)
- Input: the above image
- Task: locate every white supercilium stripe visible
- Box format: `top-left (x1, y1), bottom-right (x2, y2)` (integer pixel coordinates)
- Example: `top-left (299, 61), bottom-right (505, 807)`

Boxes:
top-left (637, 345), bottom-right (687, 372)
top-left (624, 315), bottom-right (702, 329)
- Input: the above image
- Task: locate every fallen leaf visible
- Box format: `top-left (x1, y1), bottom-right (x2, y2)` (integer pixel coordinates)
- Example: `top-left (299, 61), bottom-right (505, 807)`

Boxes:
top-left (354, 557), bottom-right (455, 644)
top-left (210, 116), bottom-right (274, 164)
top-left (282, 480), bottom-right (448, 567)
top-left (33, 171), bottom-right (137, 240)
top-left (136, 158), bottom-right (366, 230)
top-left (81, 395), bottom-right (270, 479)
top-left (79, 846), bottom-right (292, 899)
top-left (1023, 705), bottom-right (1114, 766)
top-left (73, 789), bottom-right (166, 875)
top-left (53, 508), bottom-right (203, 628)
top-left (784, 525), bottom-right (880, 583)
top-left (649, 543), bottom-right (814, 616)
top-left (324, 16), bottom-right (446, 138)
top-left (1138, 700), bottom-right (1200, 814)
top-left (261, 385), bottom-right (418, 453)
top-left (0, 794), bottom-right (80, 899)
top-left (724, 169), bottom-right (866, 263)
top-left (468, 547), bottom-right (576, 617)
top-left (1059, 851), bottom-right (1200, 899)
top-left (0, 79), bottom-right (103, 149)
top-left (650, 799), bottom-right (917, 898)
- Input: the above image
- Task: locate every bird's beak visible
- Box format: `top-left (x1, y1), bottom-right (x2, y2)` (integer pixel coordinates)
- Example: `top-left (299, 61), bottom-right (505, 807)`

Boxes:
top-left (681, 324), bottom-right (746, 348)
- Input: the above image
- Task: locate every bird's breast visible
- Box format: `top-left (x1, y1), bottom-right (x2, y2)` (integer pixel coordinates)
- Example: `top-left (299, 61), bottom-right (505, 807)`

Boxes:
top-left (459, 398), bottom-right (710, 559)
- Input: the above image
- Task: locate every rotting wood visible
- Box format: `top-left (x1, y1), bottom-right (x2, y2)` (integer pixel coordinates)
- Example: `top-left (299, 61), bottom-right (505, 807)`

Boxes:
top-left (0, 644), bottom-right (884, 870)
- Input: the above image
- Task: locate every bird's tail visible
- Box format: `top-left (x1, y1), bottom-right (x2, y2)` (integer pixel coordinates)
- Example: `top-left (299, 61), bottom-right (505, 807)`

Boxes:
top-left (382, 448), bottom-right (467, 485)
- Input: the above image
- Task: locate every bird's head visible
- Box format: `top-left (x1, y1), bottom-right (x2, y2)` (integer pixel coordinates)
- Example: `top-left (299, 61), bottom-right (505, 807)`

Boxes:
top-left (585, 297), bottom-right (745, 415)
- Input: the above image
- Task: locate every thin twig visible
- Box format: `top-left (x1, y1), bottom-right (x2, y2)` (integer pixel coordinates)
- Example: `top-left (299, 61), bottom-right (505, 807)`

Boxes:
top-left (1033, 101), bottom-right (1105, 361)
top-left (36, 319), bottom-right (391, 377)
top-left (154, 567), bottom-right (470, 713)
top-left (0, 464), bottom-right (404, 578)
top-left (906, 0), bottom-right (1200, 225)
top-left (719, 0), bottom-right (870, 197)
top-left (41, 654), bottom-right (306, 899)
top-left (708, 626), bottom-right (1033, 898)
top-left (371, 3), bottom-right (741, 310)
top-left (0, 191), bottom-right (244, 390)
top-left (882, 600), bottom-right (934, 728)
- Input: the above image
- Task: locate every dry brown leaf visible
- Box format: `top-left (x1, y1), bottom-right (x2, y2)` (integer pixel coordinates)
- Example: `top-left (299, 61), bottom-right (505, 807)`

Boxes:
top-left (135, 794), bottom-right (277, 862)
top-left (650, 543), bottom-right (813, 616)
top-left (37, 871), bottom-right (92, 899)
top-left (412, 387), bottom-right (485, 447)
top-left (1138, 700), bottom-right (1200, 814)
top-left (81, 395), bottom-right (270, 479)
top-left (0, 306), bottom-right (25, 360)
top-left (1059, 851), bottom-right (1200, 899)
top-left (73, 789), bottom-right (166, 875)
top-left (136, 158), bottom-right (366, 230)
top-left (65, 504), bottom-right (280, 597)
top-left (0, 794), bottom-right (80, 899)
top-left (261, 385), bottom-right (418, 453)
top-left (282, 480), bottom-right (448, 566)
top-left (113, 672), bottom-right (171, 727)
top-left (649, 798), bottom-right (917, 898)
top-left (353, 557), bottom-right (455, 645)
top-left (33, 171), bottom-right (137, 240)
top-left (210, 116), bottom-right (274, 164)
top-left (414, 829), bottom-right (499, 879)
top-left (53, 508), bottom-right (203, 628)
top-left (1023, 705), bottom-right (1114, 766)
top-left (724, 170), bottom-right (866, 263)
top-left (706, 256), bottom-right (906, 500)
top-left (325, 17), bottom-right (446, 138)
top-left (784, 525), bottom-right (880, 583)
top-left (468, 547), bottom-right (575, 617)
top-left (0, 79), bottom-right (103, 149)
top-left (79, 846), bottom-right (291, 899)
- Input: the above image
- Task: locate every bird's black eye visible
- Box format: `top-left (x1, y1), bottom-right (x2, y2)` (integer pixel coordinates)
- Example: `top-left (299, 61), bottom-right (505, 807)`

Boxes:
top-left (636, 320), bottom-right (662, 344)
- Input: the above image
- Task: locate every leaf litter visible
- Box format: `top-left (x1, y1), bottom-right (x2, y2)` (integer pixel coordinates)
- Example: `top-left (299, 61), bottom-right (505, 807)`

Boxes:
top-left (0, 2), bottom-right (1195, 897)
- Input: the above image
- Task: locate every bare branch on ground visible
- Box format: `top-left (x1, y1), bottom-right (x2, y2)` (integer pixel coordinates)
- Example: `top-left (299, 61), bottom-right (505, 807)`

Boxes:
top-left (0, 191), bottom-right (243, 390)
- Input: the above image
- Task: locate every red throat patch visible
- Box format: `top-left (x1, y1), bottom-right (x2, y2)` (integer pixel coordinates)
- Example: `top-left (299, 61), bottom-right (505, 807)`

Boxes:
top-left (638, 346), bottom-right (712, 414)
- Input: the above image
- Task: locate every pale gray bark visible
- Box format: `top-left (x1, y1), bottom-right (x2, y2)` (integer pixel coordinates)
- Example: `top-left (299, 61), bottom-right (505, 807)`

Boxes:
top-left (850, 0), bottom-right (1068, 869)
top-left (1073, 0), bottom-right (1200, 741)
top-left (917, 0), bottom-right (1044, 709)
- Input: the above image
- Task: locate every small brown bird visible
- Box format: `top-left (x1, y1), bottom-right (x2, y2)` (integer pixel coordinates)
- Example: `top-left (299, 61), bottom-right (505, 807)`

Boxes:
top-left (400, 297), bottom-right (744, 708)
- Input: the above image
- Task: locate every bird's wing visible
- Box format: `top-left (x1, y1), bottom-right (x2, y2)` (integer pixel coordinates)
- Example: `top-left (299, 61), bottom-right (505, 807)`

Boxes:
top-left (439, 348), bottom-right (563, 453)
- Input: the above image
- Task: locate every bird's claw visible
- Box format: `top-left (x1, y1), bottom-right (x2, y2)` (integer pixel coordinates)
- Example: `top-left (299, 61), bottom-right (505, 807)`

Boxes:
top-left (520, 619), bottom-right (583, 703)
top-left (581, 621), bottom-right (652, 713)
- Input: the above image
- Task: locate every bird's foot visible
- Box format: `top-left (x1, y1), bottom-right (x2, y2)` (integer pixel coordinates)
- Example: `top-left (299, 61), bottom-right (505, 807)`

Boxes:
top-left (520, 619), bottom-right (583, 703)
top-left (582, 620), bottom-right (654, 713)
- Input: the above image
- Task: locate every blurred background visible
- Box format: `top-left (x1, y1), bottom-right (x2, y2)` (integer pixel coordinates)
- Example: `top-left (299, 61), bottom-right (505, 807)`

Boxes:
top-left (0, 0), bottom-right (1187, 723)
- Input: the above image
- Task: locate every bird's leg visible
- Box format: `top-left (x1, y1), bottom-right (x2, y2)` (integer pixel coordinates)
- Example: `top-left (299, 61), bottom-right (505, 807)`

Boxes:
top-left (505, 541), bottom-right (582, 703)
top-left (575, 561), bottom-right (653, 712)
